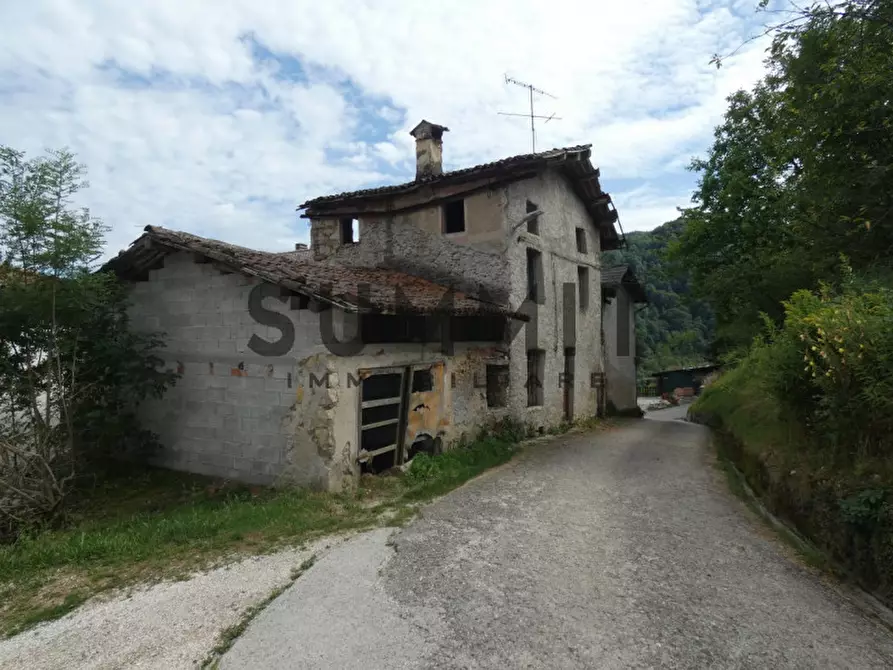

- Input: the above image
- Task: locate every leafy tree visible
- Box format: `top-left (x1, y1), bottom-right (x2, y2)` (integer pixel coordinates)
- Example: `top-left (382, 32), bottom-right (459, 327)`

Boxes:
top-left (0, 147), bottom-right (175, 539)
top-left (674, 0), bottom-right (893, 352)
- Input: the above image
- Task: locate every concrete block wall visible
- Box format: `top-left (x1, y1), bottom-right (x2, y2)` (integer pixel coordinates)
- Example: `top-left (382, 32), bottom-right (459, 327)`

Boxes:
top-left (128, 251), bottom-right (332, 486)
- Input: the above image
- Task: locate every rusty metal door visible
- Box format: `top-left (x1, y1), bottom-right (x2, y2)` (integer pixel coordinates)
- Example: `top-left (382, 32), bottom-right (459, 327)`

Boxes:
top-left (403, 362), bottom-right (447, 460)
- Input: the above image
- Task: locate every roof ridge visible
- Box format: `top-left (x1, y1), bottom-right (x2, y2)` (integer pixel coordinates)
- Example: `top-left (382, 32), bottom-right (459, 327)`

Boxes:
top-left (298, 144), bottom-right (593, 211)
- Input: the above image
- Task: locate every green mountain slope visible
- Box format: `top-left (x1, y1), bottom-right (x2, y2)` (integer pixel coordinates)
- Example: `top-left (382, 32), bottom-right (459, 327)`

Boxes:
top-left (603, 219), bottom-right (714, 378)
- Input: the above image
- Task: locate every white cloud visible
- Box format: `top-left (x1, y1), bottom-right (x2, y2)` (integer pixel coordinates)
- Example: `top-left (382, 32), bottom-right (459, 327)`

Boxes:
top-left (0, 0), bottom-right (771, 256)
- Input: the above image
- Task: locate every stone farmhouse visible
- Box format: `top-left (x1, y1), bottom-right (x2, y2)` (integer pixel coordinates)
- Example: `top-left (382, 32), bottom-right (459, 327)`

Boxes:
top-left (106, 120), bottom-right (630, 491)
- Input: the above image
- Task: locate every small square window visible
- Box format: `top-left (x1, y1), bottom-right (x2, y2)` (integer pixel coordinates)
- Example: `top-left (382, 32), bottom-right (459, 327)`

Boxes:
top-left (412, 369), bottom-right (433, 392)
top-left (575, 228), bottom-right (587, 254)
top-left (340, 218), bottom-right (358, 244)
top-left (443, 200), bottom-right (465, 234)
top-left (526, 200), bottom-right (539, 235)
top-left (486, 364), bottom-right (509, 408)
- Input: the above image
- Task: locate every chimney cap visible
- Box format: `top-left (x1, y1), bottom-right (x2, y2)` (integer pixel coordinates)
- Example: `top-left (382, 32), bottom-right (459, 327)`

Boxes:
top-left (410, 120), bottom-right (449, 141)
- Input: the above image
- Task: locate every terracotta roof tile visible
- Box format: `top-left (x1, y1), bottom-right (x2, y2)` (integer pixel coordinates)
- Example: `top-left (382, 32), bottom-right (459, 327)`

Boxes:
top-left (104, 226), bottom-right (527, 320)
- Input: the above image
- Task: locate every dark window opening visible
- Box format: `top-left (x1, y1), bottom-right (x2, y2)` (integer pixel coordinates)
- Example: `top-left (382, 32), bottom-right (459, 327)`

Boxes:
top-left (578, 266), bottom-right (590, 310)
top-left (443, 200), bottom-right (465, 234)
top-left (412, 369), bottom-right (433, 392)
top-left (361, 315), bottom-right (505, 344)
top-left (361, 315), bottom-right (440, 344)
top-left (361, 373), bottom-right (403, 402)
top-left (361, 403), bottom-right (400, 425)
top-left (449, 316), bottom-right (506, 342)
top-left (526, 248), bottom-right (543, 303)
top-left (526, 200), bottom-right (539, 235)
top-left (575, 228), bottom-right (587, 254)
top-left (486, 364), bottom-right (509, 408)
top-left (340, 218), bottom-right (358, 244)
top-left (526, 349), bottom-right (545, 407)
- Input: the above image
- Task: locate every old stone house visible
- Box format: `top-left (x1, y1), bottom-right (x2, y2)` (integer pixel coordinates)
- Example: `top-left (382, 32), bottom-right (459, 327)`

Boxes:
top-left (107, 120), bottom-right (623, 490)
top-left (601, 265), bottom-right (647, 412)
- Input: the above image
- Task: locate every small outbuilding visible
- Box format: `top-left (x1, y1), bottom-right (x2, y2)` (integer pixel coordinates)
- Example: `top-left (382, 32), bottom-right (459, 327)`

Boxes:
top-left (652, 364), bottom-right (720, 399)
top-left (601, 265), bottom-right (647, 413)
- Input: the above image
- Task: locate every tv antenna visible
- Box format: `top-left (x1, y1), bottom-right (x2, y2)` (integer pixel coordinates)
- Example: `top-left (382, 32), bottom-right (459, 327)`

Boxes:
top-left (498, 75), bottom-right (561, 153)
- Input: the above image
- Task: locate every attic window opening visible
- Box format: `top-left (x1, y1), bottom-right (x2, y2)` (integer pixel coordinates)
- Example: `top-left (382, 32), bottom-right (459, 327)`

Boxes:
top-left (575, 228), bottom-right (587, 254)
top-left (442, 199), bottom-right (465, 234)
top-left (340, 218), bottom-right (358, 244)
top-left (526, 200), bottom-right (539, 235)
top-left (412, 369), bottom-right (433, 392)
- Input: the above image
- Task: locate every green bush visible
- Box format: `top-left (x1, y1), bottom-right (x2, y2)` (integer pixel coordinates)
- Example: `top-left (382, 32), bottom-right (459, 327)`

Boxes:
top-left (767, 278), bottom-right (893, 456)
top-left (693, 276), bottom-right (893, 601)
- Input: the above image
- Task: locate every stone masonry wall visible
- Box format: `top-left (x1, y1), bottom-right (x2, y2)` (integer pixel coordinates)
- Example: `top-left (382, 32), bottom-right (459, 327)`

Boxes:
top-left (503, 171), bottom-right (603, 427)
top-left (327, 217), bottom-right (510, 304)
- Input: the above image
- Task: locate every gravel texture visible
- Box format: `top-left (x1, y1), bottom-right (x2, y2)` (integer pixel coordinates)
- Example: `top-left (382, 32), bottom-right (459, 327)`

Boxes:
top-left (225, 415), bottom-right (893, 669)
top-left (0, 535), bottom-right (345, 670)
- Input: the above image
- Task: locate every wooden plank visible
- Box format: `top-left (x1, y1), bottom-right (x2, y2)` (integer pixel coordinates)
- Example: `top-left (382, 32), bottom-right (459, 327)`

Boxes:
top-left (357, 443), bottom-right (398, 462)
top-left (359, 417), bottom-right (400, 431)
top-left (360, 397), bottom-right (402, 409)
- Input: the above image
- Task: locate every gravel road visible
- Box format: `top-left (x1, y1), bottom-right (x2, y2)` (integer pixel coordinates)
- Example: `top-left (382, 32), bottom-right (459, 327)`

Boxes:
top-left (223, 415), bottom-right (893, 669)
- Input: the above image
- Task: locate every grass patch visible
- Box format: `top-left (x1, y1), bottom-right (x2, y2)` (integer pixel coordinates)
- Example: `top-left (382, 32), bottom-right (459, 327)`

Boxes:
top-left (0, 415), bottom-right (604, 636)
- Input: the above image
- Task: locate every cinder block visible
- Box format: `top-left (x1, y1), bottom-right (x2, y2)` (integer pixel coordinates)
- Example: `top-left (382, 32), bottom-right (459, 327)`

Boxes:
top-left (186, 375), bottom-right (212, 391)
top-left (240, 417), bottom-right (260, 433)
top-left (214, 402), bottom-right (235, 416)
top-left (222, 441), bottom-right (246, 456)
top-left (236, 377), bottom-right (265, 393)
top-left (205, 388), bottom-right (225, 402)
top-left (200, 453), bottom-right (234, 470)
top-left (232, 456), bottom-right (259, 475)
top-left (264, 377), bottom-right (288, 393)
top-left (208, 375), bottom-right (230, 389)
top-left (234, 403), bottom-right (255, 419)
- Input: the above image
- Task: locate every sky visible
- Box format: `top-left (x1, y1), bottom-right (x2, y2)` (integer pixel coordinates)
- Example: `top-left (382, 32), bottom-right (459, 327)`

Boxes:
top-left (0, 0), bottom-right (772, 257)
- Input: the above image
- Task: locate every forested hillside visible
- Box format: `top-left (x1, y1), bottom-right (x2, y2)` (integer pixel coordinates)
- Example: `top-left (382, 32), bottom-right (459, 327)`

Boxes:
top-left (603, 219), bottom-right (714, 377)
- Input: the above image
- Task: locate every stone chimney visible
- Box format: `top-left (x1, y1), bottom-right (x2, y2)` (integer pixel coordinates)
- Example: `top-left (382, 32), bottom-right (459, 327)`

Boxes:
top-left (410, 120), bottom-right (449, 180)
top-left (295, 242), bottom-right (308, 250)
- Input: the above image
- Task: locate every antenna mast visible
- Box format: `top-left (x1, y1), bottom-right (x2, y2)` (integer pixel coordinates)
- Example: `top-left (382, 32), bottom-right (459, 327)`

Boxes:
top-left (498, 75), bottom-right (561, 153)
